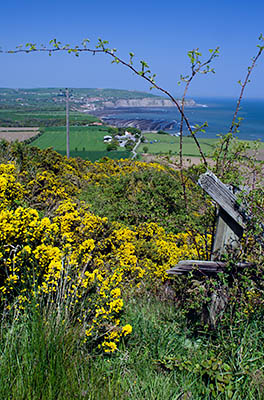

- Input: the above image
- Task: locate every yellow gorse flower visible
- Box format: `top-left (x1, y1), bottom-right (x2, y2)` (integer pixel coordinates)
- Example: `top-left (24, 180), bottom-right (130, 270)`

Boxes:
top-left (122, 324), bottom-right (133, 336)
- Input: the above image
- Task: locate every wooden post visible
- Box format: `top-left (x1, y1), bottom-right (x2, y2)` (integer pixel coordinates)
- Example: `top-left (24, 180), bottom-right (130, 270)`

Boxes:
top-left (198, 171), bottom-right (246, 259)
top-left (166, 170), bottom-right (253, 327)
top-left (212, 207), bottom-right (243, 259)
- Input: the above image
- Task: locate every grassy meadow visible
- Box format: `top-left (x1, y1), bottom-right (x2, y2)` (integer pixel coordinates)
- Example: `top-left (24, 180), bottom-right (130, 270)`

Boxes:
top-left (2, 295), bottom-right (264, 400)
top-left (0, 108), bottom-right (99, 127)
top-left (31, 125), bottom-right (131, 161)
top-left (138, 132), bottom-right (264, 157)
top-left (0, 108), bottom-right (131, 161)
top-left (139, 134), bottom-right (218, 156)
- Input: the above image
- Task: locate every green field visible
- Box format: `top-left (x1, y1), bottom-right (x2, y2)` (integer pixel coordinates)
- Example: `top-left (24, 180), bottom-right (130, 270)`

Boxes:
top-left (0, 109), bottom-right (99, 127)
top-left (138, 133), bottom-right (264, 157)
top-left (0, 106), bottom-right (132, 162)
top-left (138, 133), bottom-right (218, 156)
top-left (31, 126), bottom-right (131, 162)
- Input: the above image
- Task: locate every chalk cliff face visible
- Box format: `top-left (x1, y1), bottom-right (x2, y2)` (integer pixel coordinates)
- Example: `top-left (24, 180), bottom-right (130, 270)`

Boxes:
top-left (102, 98), bottom-right (196, 108)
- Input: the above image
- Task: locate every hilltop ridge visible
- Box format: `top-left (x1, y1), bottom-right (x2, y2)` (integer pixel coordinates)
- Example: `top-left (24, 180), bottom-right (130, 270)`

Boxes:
top-left (0, 87), bottom-right (199, 111)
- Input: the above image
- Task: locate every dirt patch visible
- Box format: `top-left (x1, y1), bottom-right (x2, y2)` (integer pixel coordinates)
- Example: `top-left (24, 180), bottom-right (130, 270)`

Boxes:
top-left (142, 151), bottom-right (264, 167)
top-left (141, 154), bottom-right (215, 169)
top-left (247, 148), bottom-right (264, 161)
top-left (141, 153), bottom-right (264, 183)
top-left (0, 128), bottom-right (40, 142)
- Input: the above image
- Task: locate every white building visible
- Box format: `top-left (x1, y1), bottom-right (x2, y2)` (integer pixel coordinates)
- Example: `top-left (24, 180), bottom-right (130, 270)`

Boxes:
top-left (103, 135), bottom-right (112, 143)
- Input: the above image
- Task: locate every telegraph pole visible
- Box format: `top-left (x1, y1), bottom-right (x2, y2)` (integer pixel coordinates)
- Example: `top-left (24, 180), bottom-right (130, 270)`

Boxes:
top-left (65, 88), bottom-right (70, 158)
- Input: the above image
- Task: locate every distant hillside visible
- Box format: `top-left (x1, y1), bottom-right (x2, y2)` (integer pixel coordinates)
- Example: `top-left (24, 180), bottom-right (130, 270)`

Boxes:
top-left (71, 88), bottom-right (162, 99)
top-left (0, 88), bottom-right (197, 112)
top-left (0, 88), bottom-right (162, 110)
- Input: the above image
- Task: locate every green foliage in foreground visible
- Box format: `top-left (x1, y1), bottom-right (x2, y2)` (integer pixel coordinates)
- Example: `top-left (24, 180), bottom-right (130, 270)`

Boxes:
top-left (81, 167), bottom-right (209, 234)
top-left (1, 296), bottom-right (264, 400)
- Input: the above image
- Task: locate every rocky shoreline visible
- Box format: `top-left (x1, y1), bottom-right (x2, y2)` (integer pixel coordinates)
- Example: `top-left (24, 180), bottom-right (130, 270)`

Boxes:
top-left (93, 107), bottom-right (180, 132)
top-left (101, 117), bottom-right (179, 132)
top-left (91, 101), bottom-right (207, 132)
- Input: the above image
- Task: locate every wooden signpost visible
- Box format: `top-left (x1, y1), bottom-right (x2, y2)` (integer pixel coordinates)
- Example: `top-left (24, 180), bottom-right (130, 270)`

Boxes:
top-left (167, 170), bottom-right (251, 275)
top-left (167, 171), bottom-right (260, 328)
top-left (199, 171), bottom-right (246, 259)
top-left (166, 170), bottom-right (255, 326)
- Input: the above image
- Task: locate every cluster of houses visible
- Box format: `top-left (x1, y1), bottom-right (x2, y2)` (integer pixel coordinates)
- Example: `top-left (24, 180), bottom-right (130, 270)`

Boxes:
top-left (103, 131), bottom-right (137, 147)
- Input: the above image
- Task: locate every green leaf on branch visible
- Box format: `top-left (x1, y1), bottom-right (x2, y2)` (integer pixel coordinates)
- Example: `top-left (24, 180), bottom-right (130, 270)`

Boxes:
top-left (82, 38), bottom-right (90, 48)
top-left (129, 52), bottom-right (135, 65)
top-left (140, 60), bottom-right (149, 73)
top-left (111, 57), bottom-right (120, 64)
top-left (150, 73), bottom-right (156, 83)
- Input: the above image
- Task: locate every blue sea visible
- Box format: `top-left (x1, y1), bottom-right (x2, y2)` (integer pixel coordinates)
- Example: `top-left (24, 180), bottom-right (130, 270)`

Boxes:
top-left (103, 98), bottom-right (264, 141)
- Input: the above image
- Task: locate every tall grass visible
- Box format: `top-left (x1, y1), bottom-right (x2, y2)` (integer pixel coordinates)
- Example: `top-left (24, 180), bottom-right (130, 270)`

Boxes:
top-left (0, 304), bottom-right (83, 399)
top-left (1, 295), bottom-right (264, 399)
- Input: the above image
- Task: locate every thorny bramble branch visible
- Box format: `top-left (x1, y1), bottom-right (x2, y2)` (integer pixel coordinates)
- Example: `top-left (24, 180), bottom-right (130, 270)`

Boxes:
top-left (2, 38), bottom-right (211, 166)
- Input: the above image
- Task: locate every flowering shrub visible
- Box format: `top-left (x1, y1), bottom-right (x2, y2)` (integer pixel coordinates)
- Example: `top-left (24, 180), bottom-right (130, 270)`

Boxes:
top-left (0, 142), bottom-right (170, 214)
top-left (0, 163), bottom-right (24, 210)
top-left (83, 157), bottom-right (166, 184)
top-left (2, 143), bottom-right (263, 349)
top-left (0, 160), bottom-right (209, 351)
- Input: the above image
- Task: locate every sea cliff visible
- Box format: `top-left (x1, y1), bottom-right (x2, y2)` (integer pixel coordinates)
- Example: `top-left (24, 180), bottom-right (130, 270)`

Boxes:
top-left (101, 98), bottom-right (197, 108)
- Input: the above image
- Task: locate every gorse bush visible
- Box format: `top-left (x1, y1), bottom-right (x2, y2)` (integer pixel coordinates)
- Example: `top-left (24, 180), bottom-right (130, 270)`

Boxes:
top-left (0, 145), bottom-right (209, 353)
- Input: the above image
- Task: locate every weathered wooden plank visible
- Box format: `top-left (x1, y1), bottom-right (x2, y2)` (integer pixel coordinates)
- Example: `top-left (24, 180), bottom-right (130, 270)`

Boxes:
top-left (212, 207), bottom-right (244, 258)
top-left (166, 260), bottom-right (252, 275)
top-left (198, 170), bottom-right (246, 228)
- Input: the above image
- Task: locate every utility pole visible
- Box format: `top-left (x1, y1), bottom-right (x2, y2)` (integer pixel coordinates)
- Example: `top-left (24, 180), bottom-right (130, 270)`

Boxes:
top-left (65, 88), bottom-right (70, 158)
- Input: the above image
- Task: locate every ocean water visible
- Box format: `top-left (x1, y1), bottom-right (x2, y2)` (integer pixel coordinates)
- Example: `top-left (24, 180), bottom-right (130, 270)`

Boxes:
top-left (102, 98), bottom-right (264, 141)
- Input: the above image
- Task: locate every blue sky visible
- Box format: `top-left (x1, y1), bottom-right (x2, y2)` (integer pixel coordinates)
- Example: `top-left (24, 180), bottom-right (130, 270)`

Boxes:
top-left (1, 0), bottom-right (264, 98)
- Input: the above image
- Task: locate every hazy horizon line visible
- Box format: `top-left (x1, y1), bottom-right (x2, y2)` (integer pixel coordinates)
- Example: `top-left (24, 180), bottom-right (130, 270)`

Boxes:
top-left (0, 87), bottom-right (264, 101)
